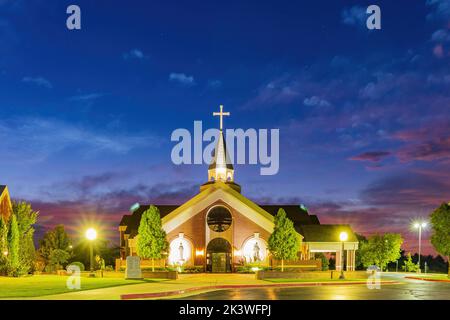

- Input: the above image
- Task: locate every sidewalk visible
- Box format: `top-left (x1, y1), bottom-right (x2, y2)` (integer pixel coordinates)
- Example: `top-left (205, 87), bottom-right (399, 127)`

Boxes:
top-left (404, 275), bottom-right (450, 283)
top-left (29, 273), bottom-right (398, 300)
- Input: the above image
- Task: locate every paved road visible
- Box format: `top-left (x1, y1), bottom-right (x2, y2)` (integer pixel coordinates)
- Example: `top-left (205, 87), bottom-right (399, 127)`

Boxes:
top-left (178, 275), bottom-right (450, 300)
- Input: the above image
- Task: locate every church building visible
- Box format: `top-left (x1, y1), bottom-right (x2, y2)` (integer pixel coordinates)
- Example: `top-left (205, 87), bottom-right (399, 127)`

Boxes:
top-left (0, 185), bottom-right (12, 222)
top-left (118, 107), bottom-right (358, 272)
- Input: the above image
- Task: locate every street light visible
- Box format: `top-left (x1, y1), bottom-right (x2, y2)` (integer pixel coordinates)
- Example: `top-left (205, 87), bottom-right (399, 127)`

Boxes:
top-left (339, 231), bottom-right (348, 280)
top-left (85, 228), bottom-right (97, 276)
top-left (412, 220), bottom-right (427, 273)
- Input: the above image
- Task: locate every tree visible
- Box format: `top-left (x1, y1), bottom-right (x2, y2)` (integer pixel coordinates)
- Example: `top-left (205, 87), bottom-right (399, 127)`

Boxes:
top-left (7, 214), bottom-right (20, 276)
top-left (268, 208), bottom-right (301, 272)
top-left (403, 252), bottom-right (419, 272)
top-left (359, 233), bottom-right (403, 271)
top-left (0, 217), bottom-right (8, 274)
top-left (430, 202), bottom-right (450, 277)
top-left (355, 233), bottom-right (368, 270)
top-left (49, 249), bottom-right (70, 270)
top-left (137, 205), bottom-right (169, 271)
top-left (70, 239), bottom-right (119, 269)
top-left (38, 225), bottom-right (72, 271)
top-left (12, 201), bottom-right (38, 273)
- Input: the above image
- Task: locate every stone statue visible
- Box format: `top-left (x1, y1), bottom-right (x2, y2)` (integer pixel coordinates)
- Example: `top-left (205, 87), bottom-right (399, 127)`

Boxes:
top-left (253, 241), bottom-right (260, 262)
top-left (178, 242), bottom-right (184, 262)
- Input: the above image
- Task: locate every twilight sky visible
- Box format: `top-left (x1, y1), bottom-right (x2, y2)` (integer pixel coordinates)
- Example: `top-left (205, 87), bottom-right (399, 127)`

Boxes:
top-left (0, 0), bottom-right (449, 255)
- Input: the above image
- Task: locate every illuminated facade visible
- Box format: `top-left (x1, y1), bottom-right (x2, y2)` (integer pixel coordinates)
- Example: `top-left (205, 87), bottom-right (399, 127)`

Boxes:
top-left (0, 185), bottom-right (12, 222)
top-left (118, 108), bottom-right (359, 272)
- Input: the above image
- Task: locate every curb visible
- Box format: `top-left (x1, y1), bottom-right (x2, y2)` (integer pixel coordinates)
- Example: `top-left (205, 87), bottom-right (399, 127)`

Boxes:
top-left (405, 276), bottom-right (450, 283)
top-left (120, 281), bottom-right (399, 300)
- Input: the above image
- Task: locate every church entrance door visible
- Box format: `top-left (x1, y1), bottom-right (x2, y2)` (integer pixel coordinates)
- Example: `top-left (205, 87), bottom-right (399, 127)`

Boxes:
top-left (206, 238), bottom-right (232, 273)
top-left (212, 253), bottom-right (227, 272)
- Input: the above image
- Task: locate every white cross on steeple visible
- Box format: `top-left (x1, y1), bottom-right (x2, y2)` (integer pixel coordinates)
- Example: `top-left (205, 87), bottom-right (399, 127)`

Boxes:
top-left (213, 105), bottom-right (230, 131)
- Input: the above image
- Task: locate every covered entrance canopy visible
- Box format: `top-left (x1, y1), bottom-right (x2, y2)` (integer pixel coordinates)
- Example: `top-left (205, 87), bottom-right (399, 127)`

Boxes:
top-left (298, 225), bottom-right (359, 271)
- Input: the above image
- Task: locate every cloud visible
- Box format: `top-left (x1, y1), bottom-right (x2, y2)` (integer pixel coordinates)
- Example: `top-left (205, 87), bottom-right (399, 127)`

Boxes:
top-left (341, 6), bottom-right (367, 27)
top-left (0, 117), bottom-right (161, 163)
top-left (303, 96), bottom-right (331, 107)
top-left (426, 0), bottom-right (450, 22)
top-left (241, 76), bottom-right (301, 109)
top-left (69, 93), bottom-right (105, 101)
top-left (123, 48), bottom-right (147, 60)
top-left (28, 179), bottom-right (198, 242)
top-left (207, 79), bottom-right (222, 88)
top-left (169, 72), bottom-right (196, 86)
top-left (360, 172), bottom-right (450, 208)
top-left (393, 121), bottom-right (450, 163)
top-left (433, 44), bottom-right (445, 57)
top-left (431, 29), bottom-right (450, 42)
top-left (22, 76), bottom-right (52, 89)
top-left (349, 151), bottom-right (391, 162)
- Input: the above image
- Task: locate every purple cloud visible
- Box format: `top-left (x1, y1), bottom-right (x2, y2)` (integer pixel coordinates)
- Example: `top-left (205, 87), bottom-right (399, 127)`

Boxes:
top-left (349, 151), bottom-right (391, 162)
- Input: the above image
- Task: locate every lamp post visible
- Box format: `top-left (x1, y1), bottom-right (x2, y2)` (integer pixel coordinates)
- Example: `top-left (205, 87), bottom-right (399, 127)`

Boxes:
top-left (339, 231), bottom-right (348, 280)
top-left (85, 228), bottom-right (97, 276)
top-left (413, 221), bottom-right (427, 273)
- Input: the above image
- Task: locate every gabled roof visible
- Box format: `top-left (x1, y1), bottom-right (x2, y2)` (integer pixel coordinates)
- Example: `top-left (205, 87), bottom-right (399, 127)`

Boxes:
top-left (297, 224), bottom-right (358, 243)
top-left (161, 181), bottom-right (275, 233)
top-left (260, 205), bottom-right (320, 226)
top-left (119, 183), bottom-right (326, 239)
top-left (120, 205), bottom-right (179, 237)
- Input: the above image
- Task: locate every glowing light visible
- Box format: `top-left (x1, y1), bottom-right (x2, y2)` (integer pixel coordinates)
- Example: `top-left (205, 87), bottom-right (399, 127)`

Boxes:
top-left (168, 236), bottom-right (192, 266)
top-left (412, 220), bottom-right (427, 230)
top-left (339, 231), bottom-right (348, 242)
top-left (85, 228), bottom-right (97, 241)
top-left (195, 249), bottom-right (204, 256)
top-left (2, 251), bottom-right (8, 256)
top-left (251, 267), bottom-right (260, 272)
top-left (233, 249), bottom-right (241, 257)
top-left (130, 203), bottom-right (140, 212)
top-left (241, 236), bottom-right (267, 263)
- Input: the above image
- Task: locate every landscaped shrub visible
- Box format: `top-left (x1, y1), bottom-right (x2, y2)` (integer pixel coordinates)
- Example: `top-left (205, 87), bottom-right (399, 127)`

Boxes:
top-left (236, 262), bottom-right (270, 273)
top-left (104, 265), bottom-right (114, 271)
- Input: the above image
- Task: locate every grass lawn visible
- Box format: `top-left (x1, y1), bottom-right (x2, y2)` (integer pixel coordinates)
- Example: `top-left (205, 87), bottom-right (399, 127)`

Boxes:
top-left (410, 273), bottom-right (450, 281)
top-left (264, 278), bottom-right (369, 283)
top-left (0, 275), bottom-right (164, 298)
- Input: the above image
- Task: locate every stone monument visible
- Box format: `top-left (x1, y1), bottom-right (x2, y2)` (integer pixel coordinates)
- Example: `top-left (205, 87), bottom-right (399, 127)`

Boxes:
top-left (125, 256), bottom-right (142, 279)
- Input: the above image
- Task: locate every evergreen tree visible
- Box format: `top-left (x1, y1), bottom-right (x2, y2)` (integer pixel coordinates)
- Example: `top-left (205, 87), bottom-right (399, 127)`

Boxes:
top-left (12, 201), bottom-right (38, 273)
top-left (0, 217), bottom-right (8, 274)
top-left (430, 202), bottom-right (450, 277)
top-left (137, 205), bottom-right (169, 271)
top-left (7, 214), bottom-right (20, 276)
top-left (268, 208), bottom-right (301, 272)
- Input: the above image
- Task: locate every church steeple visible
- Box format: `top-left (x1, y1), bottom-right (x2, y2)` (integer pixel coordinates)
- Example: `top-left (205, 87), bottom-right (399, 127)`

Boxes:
top-left (208, 105), bottom-right (234, 183)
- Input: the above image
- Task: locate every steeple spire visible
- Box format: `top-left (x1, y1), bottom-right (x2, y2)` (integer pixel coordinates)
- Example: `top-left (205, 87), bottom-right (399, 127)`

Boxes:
top-left (208, 105), bottom-right (234, 183)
